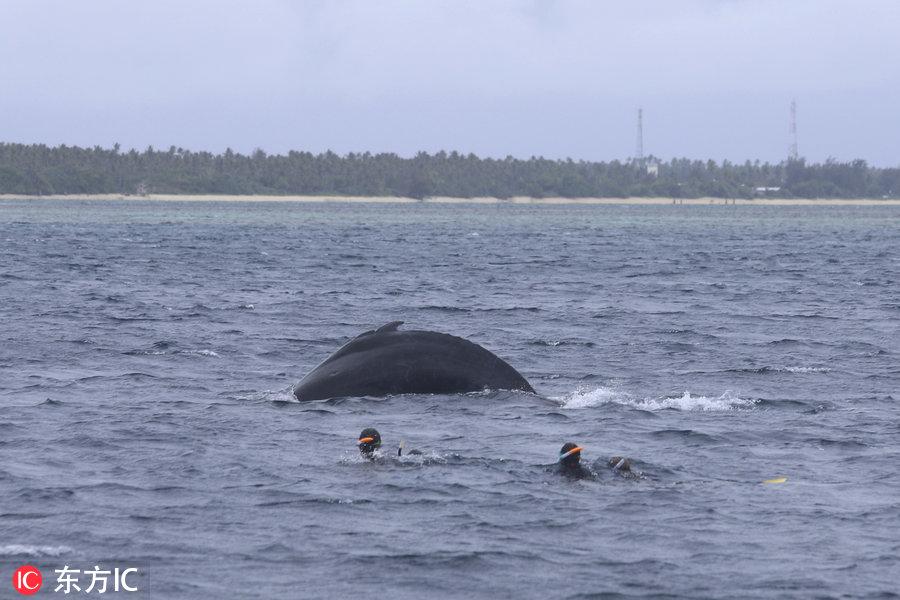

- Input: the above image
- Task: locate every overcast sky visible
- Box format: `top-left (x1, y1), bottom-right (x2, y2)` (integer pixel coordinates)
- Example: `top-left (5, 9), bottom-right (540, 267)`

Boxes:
top-left (2, 0), bottom-right (898, 165)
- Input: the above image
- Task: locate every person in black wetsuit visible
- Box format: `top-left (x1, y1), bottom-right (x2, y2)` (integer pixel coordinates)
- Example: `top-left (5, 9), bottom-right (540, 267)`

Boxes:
top-left (556, 442), bottom-right (594, 479)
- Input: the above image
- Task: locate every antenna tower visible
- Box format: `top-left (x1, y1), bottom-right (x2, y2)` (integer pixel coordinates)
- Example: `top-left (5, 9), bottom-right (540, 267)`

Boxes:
top-left (636, 107), bottom-right (644, 163)
top-left (789, 99), bottom-right (799, 160)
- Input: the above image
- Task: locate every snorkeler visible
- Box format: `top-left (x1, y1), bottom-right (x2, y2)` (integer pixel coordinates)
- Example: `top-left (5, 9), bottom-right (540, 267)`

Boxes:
top-left (556, 442), bottom-right (594, 479)
top-left (357, 428), bottom-right (382, 459)
top-left (357, 428), bottom-right (422, 459)
top-left (555, 443), bottom-right (635, 479)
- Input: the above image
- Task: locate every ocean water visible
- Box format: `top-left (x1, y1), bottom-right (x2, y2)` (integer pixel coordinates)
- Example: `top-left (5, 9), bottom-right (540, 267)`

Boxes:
top-left (1, 200), bottom-right (898, 599)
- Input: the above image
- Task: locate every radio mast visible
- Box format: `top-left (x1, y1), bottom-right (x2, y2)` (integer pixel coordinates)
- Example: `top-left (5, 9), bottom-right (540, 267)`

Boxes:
top-left (636, 107), bottom-right (644, 164)
top-left (789, 100), bottom-right (799, 161)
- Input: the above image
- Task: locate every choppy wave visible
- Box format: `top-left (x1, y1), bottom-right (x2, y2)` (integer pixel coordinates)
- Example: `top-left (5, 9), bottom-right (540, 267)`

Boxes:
top-left (241, 388), bottom-right (298, 403)
top-left (556, 387), bottom-right (757, 411)
top-left (0, 544), bottom-right (73, 557)
top-left (728, 365), bottom-right (832, 374)
top-left (179, 349), bottom-right (220, 357)
top-left (529, 339), bottom-right (595, 347)
top-left (126, 348), bottom-right (220, 357)
top-left (555, 385), bottom-right (624, 408)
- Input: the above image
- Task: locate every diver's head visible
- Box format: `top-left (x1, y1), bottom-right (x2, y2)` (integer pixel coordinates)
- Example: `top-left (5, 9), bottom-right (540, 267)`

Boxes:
top-left (608, 456), bottom-right (632, 472)
top-left (558, 442), bottom-right (583, 469)
top-left (358, 428), bottom-right (382, 458)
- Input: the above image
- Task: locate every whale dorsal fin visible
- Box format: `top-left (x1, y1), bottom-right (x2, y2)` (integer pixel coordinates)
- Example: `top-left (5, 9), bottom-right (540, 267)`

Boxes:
top-left (375, 321), bottom-right (404, 334)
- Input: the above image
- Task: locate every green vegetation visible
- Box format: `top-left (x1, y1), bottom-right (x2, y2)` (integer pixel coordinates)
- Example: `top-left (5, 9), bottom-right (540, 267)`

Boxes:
top-left (0, 142), bottom-right (897, 199)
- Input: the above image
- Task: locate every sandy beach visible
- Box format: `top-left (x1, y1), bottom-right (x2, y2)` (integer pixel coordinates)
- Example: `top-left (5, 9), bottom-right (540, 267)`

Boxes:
top-left (1, 194), bottom-right (898, 206)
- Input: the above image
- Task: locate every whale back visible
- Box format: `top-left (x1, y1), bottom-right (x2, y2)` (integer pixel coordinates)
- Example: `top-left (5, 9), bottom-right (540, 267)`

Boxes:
top-left (293, 323), bottom-right (534, 401)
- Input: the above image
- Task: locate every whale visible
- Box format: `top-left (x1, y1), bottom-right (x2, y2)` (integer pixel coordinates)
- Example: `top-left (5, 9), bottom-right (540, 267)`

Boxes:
top-left (293, 321), bottom-right (534, 401)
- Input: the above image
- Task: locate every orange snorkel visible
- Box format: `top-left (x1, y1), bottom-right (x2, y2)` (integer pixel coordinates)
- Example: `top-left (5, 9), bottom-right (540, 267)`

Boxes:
top-left (559, 445), bottom-right (583, 462)
top-left (357, 428), bottom-right (382, 458)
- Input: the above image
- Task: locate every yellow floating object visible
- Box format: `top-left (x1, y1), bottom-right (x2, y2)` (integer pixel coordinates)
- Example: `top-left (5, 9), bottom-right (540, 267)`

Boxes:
top-left (763, 477), bottom-right (787, 484)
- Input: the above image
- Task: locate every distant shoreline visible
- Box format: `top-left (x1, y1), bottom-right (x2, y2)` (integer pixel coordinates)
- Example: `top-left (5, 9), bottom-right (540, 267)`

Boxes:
top-left (2, 194), bottom-right (899, 206)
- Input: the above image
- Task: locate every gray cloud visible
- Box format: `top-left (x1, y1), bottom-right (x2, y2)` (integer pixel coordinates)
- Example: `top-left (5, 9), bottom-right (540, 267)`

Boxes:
top-left (1, 0), bottom-right (897, 164)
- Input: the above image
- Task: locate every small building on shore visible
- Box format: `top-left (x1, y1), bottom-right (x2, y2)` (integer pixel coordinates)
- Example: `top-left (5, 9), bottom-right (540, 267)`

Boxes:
top-left (754, 186), bottom-right (781, 196)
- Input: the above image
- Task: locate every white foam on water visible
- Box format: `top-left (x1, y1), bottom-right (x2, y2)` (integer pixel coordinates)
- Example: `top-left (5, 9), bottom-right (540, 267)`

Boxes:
top-left (556, 387), bottom-right (756, 411)
top-left (639, 391), bottom-right (756, 411)
top-left (181, 349), bottom-right (220, 357)
top-left (555, 385), bottom-right (624, 409)
top-left (0, 544), bottom-right (73, 557)
top-left (781, 366), bottom-right (830, 373)
top-left (244, 387), bottom-right (298, 403)
top-left (397, 450), bottom-right (447, 465)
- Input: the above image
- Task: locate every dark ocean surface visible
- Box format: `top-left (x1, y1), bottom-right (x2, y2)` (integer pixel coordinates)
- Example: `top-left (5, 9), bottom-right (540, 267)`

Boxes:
top-left (1, 200), bottom-right (898, 599)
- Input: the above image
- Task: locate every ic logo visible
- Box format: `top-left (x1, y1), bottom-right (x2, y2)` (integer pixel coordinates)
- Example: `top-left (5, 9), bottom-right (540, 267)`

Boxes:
top-left (12, 565), bottom-right (42, 595)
